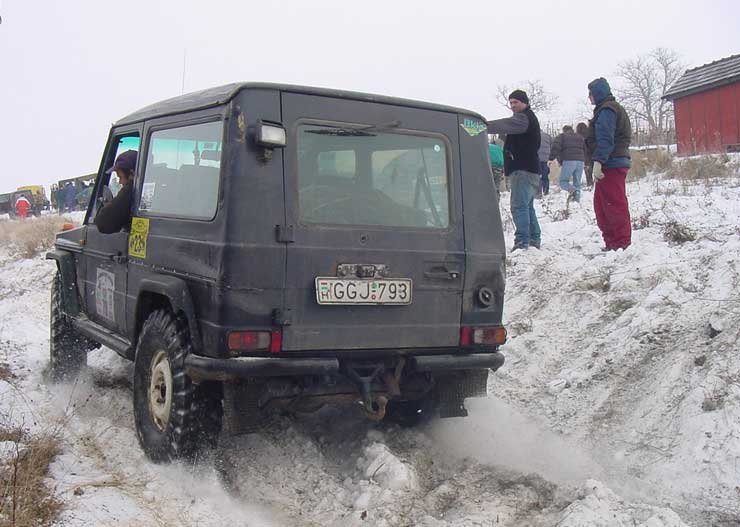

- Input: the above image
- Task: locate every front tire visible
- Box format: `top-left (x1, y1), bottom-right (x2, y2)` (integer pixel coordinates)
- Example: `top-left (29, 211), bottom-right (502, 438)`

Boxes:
top-left (133, 309), bottom-right (222, 463)
top-left (49, 272), bottom-right (88, 381)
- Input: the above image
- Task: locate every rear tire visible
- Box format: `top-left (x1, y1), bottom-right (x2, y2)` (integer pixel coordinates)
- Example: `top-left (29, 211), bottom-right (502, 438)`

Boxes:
top-left (49, 272), bottom-right (88, 381)
top-left (133, 309), bottom-right (222, 463)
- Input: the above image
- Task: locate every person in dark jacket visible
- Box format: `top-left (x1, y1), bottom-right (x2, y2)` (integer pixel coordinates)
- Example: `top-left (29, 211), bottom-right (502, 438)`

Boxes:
top-left (576, 122), bottom-right (593, 188)
top-left (487, 89), bottom-right (542, 250)
top-left (63, 182), bottom-right (76, 212)
top-left (538, 131), bottom-right (552, 196)
top-left (586, 77), bottom-right (632, 250)
top-left (95, 150), bottom-right (137, 234)
top-left (550, 125), bottom-right (586, 202)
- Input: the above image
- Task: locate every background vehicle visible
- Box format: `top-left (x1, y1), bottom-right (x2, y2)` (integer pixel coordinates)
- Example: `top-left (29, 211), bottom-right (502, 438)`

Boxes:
top-left (16, 185), bottom-right (50, 214)
top-left (56, 174), bottom-right (96, 212)
top-left (47, 83), bottom-right (507, 462)
top-left (0, 192), bottom-right (12, 215)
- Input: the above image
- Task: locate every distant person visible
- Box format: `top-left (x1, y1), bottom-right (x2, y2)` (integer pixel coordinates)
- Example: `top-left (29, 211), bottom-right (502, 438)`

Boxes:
top-left (95, 150), bottom-right (137, 234)
top-left (538, 131), bottom-right (552, 196)
top-left (14, 195), bottom-right (31, 219)
top-left (50, 184), bottom-right (59, 212)
top-left (586, 77), bottom-right (632, 251)
top-left (488, 136), bottom-right (504, 198)
top-left (64, 182), bottom-right (76, 213)
top-left (576, 122), bottom-right (593, 188)
top-left (487, 89), bottom-right (542, 251)
top-left (550, 125), bottom-right (586, 203)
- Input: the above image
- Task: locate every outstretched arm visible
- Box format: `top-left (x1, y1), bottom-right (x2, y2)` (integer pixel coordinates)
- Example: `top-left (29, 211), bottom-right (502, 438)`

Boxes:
top-left (487, 113), bottom-right (529, 135)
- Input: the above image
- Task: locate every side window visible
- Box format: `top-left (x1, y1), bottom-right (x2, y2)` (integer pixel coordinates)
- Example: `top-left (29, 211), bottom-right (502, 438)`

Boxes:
top-left (109, 135), bottom-right (140, 199)
top-left (139, 121), bottom-right (223, 220)
top-left (84, 134), bottom-right (139, 223)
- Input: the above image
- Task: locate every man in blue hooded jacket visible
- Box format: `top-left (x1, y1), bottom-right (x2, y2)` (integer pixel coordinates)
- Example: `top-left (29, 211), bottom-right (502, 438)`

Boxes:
top-left (586, 78), bottom-right (632, 250)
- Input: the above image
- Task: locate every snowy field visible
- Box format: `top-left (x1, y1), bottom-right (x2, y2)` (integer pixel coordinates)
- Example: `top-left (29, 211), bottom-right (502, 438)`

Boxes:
top-left (0, 172), bottom-right (739, 526)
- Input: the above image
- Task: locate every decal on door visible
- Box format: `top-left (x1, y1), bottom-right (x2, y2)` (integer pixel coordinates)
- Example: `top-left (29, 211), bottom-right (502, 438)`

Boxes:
top-left (95, 268), bottom-right (115, 321)
top-left (460, 118), bottom-right (487, 137)
top-left (139, 183), bottom-right (156, 211)
top-left (128, 217), bottom-right (149, 259)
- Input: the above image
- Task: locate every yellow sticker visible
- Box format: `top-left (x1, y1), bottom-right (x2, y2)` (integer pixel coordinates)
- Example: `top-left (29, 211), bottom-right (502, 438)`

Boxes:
top-left (128, 217), bottom-right (149, 259)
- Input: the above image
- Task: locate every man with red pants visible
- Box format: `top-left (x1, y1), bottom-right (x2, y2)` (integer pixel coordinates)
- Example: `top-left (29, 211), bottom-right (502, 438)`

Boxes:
top-left (586, 77), bottom-right (632, 251)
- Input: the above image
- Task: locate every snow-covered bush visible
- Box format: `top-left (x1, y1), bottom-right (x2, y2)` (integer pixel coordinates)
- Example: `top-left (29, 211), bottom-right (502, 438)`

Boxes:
top-left (662, 220), bottom-right (697, 244)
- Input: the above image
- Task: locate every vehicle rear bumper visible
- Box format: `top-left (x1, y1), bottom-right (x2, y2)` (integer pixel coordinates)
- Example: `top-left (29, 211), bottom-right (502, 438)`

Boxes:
top-left (184, 351), bottom-right (505, 382)
top-left (412, 352), bottom-right (505, 372)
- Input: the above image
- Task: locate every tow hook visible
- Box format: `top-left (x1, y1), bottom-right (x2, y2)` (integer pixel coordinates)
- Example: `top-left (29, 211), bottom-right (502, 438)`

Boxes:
top-left (343, 362), bottom-right (388, 419)
top-left (364, 395), bottom-right (388, 421)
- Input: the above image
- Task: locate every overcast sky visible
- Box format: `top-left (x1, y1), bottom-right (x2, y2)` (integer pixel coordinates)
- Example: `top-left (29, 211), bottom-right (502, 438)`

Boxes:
top-left (1, 0), bottom-right (738, 191)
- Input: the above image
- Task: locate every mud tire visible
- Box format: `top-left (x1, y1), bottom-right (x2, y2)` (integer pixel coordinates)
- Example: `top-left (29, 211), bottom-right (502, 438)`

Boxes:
top-left (49, 271), bottom-right (88, 381)
top-left (133, 309), bottom-right (222, 463)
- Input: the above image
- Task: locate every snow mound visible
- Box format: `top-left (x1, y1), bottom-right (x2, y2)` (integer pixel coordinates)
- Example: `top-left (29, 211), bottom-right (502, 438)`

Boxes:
top-left (357, 439), bottom-right (419, 492)
top-left (557, 480), bottom-right (688, 527)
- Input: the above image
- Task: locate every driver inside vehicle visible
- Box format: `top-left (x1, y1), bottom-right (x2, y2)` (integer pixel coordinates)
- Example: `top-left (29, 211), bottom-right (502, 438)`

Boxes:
top-left (95, 149), bottom-right (137, 234)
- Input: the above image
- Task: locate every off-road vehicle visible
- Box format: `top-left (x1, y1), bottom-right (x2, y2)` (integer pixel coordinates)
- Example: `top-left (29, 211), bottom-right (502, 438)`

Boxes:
top-left (48, 83), bottom-right (507, 462)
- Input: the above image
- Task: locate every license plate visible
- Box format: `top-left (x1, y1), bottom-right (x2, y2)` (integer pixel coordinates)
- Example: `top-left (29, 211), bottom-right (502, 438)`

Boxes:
top-left (315, 277), bottom-right (412, 305)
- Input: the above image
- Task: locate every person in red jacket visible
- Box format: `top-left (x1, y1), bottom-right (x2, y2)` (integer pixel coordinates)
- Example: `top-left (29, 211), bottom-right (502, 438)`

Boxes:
top-left (14, 195), bottom-right (31, 219)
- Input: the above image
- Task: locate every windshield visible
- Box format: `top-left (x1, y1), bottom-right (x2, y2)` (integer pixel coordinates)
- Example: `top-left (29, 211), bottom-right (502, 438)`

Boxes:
top-left (297, 124), bottom-right (450, 229)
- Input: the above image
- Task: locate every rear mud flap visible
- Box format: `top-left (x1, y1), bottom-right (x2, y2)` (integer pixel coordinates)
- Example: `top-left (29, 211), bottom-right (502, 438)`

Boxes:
top-left (222, 380), bottom-right (265, 435)
top-left (437, 370), bottom-right (489, 418)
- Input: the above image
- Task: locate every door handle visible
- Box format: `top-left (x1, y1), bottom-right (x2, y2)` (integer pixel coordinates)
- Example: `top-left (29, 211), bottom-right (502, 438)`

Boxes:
top-left (424, 269), bottom-right (460, 280)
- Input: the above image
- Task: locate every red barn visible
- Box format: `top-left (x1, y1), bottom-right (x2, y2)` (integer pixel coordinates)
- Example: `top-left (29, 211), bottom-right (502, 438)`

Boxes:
top-left (664, 54), bottom-right (740, 155)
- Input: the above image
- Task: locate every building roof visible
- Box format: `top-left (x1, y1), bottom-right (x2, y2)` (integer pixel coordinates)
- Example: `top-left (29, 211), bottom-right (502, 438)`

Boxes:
top-left (115, 82), bottom-right (486, 126)
top-left (664, 53), bottom-right (740, 100)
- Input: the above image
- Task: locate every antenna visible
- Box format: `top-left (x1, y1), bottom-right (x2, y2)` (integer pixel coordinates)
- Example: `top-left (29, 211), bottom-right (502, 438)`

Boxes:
top-left (181, 49), bottom-right (186, 94)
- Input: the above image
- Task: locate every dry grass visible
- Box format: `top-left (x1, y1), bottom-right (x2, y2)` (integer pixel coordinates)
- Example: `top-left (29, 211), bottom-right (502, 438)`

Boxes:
top-left (665, 153), bottom-right (739, 183)
top-left (0, 217), bottom-right (72, 259)
top-left (0, 424), bottom-right (63, 527)
top-left (629, 148), bottom-right (674, 181)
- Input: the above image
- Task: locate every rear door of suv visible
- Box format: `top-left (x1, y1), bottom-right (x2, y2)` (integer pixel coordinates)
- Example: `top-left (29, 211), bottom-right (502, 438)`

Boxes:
top-left (281, 92), bottom-right (465, 351)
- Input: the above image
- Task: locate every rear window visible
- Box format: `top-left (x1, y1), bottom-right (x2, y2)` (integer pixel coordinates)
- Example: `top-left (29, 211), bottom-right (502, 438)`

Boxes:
top-left (297, 124), bottom-right (450, 229)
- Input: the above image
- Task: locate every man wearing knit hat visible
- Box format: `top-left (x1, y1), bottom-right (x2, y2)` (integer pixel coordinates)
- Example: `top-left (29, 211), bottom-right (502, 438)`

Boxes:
top-left (487, 90), bottom-right (542, 251)
top-left (586, 77), bottom-right (632, 250)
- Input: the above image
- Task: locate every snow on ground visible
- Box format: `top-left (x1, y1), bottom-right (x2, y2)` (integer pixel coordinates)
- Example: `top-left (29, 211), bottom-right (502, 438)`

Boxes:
top-left (0, 173), bottom-right (738, 526)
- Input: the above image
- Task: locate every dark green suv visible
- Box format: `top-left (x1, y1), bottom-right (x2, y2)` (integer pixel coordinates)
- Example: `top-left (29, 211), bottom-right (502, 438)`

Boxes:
top-left (48, 83), bottom-right (507, 462)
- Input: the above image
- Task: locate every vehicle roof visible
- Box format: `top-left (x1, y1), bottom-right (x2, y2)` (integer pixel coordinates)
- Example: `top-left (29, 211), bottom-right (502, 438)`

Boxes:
top-left (115, 82), bottom-right (487, 126)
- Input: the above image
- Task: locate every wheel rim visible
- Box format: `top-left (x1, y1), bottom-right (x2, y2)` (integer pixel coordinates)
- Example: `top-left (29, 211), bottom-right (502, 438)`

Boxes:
top-left (148, 350), bottom-right (173, 432)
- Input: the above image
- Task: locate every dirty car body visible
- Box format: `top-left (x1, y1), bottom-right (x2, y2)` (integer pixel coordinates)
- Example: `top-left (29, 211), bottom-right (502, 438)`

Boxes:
top-left (48, 83), bottom-right (507, 460)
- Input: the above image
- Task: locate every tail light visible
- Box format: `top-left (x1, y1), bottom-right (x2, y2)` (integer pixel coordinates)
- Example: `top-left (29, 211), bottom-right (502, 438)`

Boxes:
top-left (460, 326), bottom-right (507, 347)
top-left (228, 328), bottom-right (283, 355)
top-left (269, 328), bottom-right (282, 354)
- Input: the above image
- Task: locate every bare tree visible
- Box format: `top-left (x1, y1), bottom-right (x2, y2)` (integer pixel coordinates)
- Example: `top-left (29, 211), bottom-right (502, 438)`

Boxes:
top-left (615, 47), bottom-right (685, 144)
top-left (496, 80), bottom-right (559, 115)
